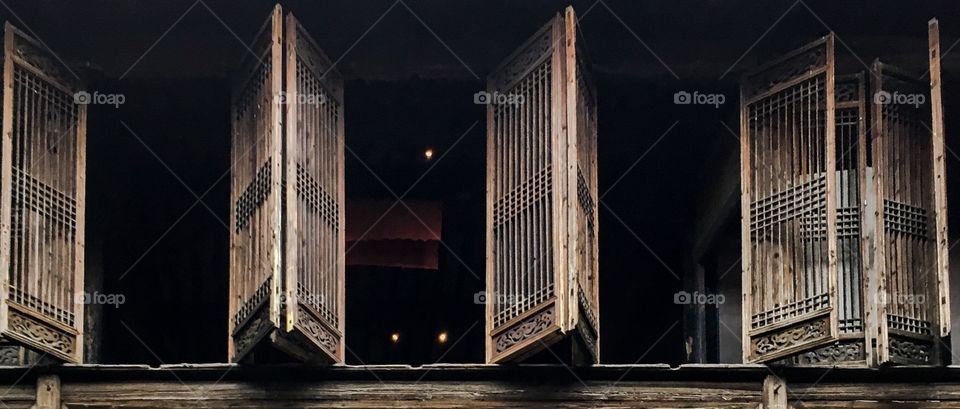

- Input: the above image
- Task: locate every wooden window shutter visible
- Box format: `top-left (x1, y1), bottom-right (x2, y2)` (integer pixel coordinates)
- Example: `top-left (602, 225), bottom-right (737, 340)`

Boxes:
top-left (868, 19), bottom-right (950, 365)
top-left (766, 73), bottom-right (872, 366)
top-left (740, 34), bottom-right (841, 363)
top-left (485, 6), bottom-right (599, 364)
top-left (229, 5), bottom-right (344, 363)
top-left (0, 22), bottom-right (87, 363)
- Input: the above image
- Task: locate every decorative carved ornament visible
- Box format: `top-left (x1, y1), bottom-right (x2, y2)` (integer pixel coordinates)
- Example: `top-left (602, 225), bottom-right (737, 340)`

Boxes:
top-left (489, 24), bottom-right (553, 92)
top-left (744, 41), bottom-right (827, 100)
top-left (495, 305), bottom-right (554, 353)
top-left (233, 305), bottom-right (273, 359)
top-left (752, 316), bottom-right (829, 359)
top-left (889, 336), bottom-right (931, 364)
top-left (795, 341), bottom-right (865, 364)
top-left (12, 32), bottom-right (77, 91)
top-left (295, 303), bottom-right (339, 357)
top-left (0, 346), bottom-right (21, 365)
top-left (7, 309), bottom-right (73, 357)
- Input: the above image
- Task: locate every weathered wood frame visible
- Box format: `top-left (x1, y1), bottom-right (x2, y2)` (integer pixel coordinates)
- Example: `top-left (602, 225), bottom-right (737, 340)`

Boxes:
top-left (227, 5), bottom-right (284, 362)
top-left (228, 5), bottom-right (344, 364)
top-left (0, 22), bottom-right (86, 363)
top-left (277, 12), bottom-right (345, 364)
top-left (739, 34), bottom-right (839, 363)
top-left (868, 19), bottom-right (950, 366)
top-left (485, 6), bottom-right (599, 364)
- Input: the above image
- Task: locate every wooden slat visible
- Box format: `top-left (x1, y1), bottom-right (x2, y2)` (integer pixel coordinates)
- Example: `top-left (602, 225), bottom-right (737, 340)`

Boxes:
top-left (0, 21), bottom-right (15, 343)
top-left (927, 18), bottom-right (950, 341)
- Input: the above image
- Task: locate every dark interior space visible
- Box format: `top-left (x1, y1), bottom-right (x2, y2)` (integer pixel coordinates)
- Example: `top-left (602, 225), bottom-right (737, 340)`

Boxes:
top-left (1, 0), bottom-right (958, 366)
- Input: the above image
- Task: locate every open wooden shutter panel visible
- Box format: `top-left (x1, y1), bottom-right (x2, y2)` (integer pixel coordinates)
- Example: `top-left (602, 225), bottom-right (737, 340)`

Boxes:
top-left (741, 21), bottom-right (950, 366)
top-left (740, 34), bottom-right (840, 364)
top-left (0, 22), bottom-right (86, 363)
top-left (229, 5), bottom-right (344, 364)
top-left (485, 6), bottom-right (599, 364)
top-left (870, 19), bottom-right (950, 365)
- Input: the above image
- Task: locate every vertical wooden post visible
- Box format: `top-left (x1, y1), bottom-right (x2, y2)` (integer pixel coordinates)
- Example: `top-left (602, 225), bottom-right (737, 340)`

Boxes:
top-left (34, 375), bottom-right (60, 409)
top-left (0, 23), bottom-right (15, 337)
top-left (762, 374), bottom-right (788, 409)
top-left (549, 11), bottom-right (567, 336)
top-left (74, 93), bottom-right (88, 364)
top-left (484, 70), bottom-right (495, 363)
top-left (283, 11), bottom-right (299, 335)
top-left (739, 81), bottom-right (752, 363)
top-left (823, 33), bottom-right (841, 346)
top-left (563, 6), bottom-right (579, 332)
top-left (928, 18), bottom-right (950, 345)
top-left (267, 3), bottom-right (285, 334)
top-left (869, 59), bottom-right (889, 365)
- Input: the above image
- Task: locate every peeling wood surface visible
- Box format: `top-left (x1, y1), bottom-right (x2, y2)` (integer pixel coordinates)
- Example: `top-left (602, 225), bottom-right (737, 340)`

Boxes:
top-left (0, 366), bottom-right (960, 407)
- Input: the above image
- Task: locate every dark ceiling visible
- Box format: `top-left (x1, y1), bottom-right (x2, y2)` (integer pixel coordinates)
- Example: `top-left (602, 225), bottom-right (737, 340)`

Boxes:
top-left (1, 0), bottom-right (957, 81)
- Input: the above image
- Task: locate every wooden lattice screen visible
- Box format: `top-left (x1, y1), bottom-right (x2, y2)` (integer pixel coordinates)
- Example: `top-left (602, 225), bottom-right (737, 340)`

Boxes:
top-left (740, 35), bottom-right (839, 363)
top-left (869, 19), bottom-right (949, 365)
top-left (774, 73), bottom-right (870, 366)
top-left (485, 6), bottom-right (599, 364)
top-left (280, 13), bottom-right (344, 363)
top-left (0, 22), bottom-right (86, 363)
top-left (228, 5), bottom-right (344, 363)
top-left (742, 21), bottom-right (950, 366)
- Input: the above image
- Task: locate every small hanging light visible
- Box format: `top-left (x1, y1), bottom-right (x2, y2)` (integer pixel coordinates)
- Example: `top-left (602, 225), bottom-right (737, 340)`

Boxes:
top-left (437, 331), bottom-right (448, 344)
top-left (424, 148), bottom-right (434, 160)
top-left (390, 332), bottom-right (400, 343)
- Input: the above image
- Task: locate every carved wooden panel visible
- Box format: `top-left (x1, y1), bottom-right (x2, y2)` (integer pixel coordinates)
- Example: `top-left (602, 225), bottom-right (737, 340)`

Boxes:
top-left (751, 22), bottom-right (950, 368)
top-left (772, 74), bottom-right (869, 367)
top-left (485, 6), bottom-right (598, 364)
top-left (740, 34), bottom-right (839, 363)
top-left (228, 5), bottom-right (284, 362)
top-left (870, 31), bottom-right (949, 364)
top-left (281, 13), bottom-right (344, 364)
top-left (229, 6), bottom-right (344, 364)
top-left (0, 22), bottom-right (86, 363)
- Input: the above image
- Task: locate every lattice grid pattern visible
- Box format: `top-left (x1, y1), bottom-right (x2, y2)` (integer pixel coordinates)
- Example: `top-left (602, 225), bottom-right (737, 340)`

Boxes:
top-left (291, 49), bottom-right (342, 330)
top-left (491, 59), bottom-right (555, 328)
top-left (742, 37), bottom-right (836, 362)
top-left (751, 293), bottom-right (830, 329)
top-left (7, 62), bottom-right (81, 331)
top-left (229, 24), bottom-right (279, 345)
top-left (234, 159), bottom-right (272, 232)
top-left (874, 67), bottom-right (935, 344)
